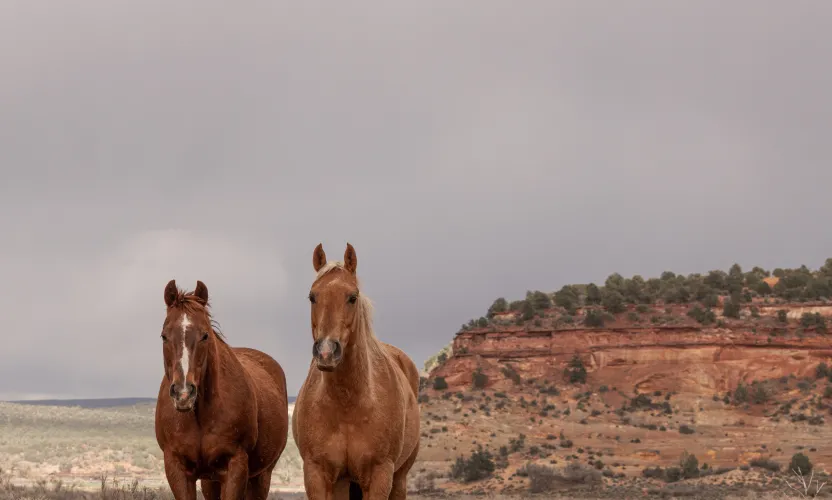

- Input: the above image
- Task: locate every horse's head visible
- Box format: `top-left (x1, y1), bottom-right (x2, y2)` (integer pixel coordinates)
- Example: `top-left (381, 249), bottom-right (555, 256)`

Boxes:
top-left (308, 242), bottom-right (363, 371)
top-left (161, 279), bottom-right (215, 411)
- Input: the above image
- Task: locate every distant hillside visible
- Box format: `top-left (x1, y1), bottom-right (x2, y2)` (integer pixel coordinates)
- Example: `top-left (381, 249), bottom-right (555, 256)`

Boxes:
top-left (5, 397), bottom-right (156, 408)
top-left (5, 396), bottom-right (297, 408)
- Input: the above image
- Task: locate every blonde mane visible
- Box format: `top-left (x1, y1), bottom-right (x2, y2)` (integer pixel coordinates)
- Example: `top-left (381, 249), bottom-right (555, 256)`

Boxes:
top-left (314, 261), bottom-right (385, 359)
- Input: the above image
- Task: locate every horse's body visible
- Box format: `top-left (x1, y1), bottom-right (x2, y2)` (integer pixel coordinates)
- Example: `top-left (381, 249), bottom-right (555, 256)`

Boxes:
top-left (293, 243), bottom-right (420, 500)
top-left (155, 280), bottom-right (289, 500)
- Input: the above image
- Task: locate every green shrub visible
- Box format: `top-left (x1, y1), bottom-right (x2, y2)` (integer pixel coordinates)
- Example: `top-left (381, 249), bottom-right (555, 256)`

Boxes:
top-left (450, 448), bottom-right (495, 482)
top-left (799, 312), bottom-right (827, 332)
top-left (701, 294), bottom-right (720, 308)
top-left (564, 354), bottom-right (587, 384)
top-left (433, 377), bottom-right (448, 391)
top-left (472, 369), bottom-right (488, 389)
top-left (501, 365), bottom-right (522, 385)
top-left (752, 384), bottom-right (769, 404)
top-left (554, 286), bottom-right (579, 310)
top-left (723, 296), bottom-right (741, 319)
top-left (486, 297), bottom-right (508, 318)
top-left (584, 309), bottom-right (605, 327)
top-left (750, 458), bottom-right (781, 472)
top-left (789, 452), bottom-right (812, 474)
top-left (756, 281), bottom-right (772, 296)
top-left (733, 383), bottom-right (748, 404)
top-left (601, 290), bottom-right (626, 314)
top-left (558, 314), bottom-right (575, 325)
top-left (679, 451), bottom-right (699, 479)
top-left (687, 305), bottom-right (716, 325)
top-left (527, 290), bottom-right (552, 311)
top-left (585, 283), bottom-right (602, 306)
top-left (525, 464), bottom-right (557, 493)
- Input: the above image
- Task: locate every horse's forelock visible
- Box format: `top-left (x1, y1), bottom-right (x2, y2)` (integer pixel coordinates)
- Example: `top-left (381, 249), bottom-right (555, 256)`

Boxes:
top-left (166, 287), bottom-right (226, 342)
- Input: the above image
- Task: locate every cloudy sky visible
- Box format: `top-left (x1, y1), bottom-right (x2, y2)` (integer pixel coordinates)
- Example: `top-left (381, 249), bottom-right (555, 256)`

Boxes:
top-left (0, 1), bottom-right (830, 399)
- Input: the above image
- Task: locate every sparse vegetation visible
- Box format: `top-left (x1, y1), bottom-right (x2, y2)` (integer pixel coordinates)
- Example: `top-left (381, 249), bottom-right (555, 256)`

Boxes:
top-left (463, 258), bottom-right (832, 333)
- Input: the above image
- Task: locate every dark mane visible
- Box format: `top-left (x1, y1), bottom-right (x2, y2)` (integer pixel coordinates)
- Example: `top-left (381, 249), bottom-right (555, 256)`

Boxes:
top-left (166, 287), bottom-right (227, 342)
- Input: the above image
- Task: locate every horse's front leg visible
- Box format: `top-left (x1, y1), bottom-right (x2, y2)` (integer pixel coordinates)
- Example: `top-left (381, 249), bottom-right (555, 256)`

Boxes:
top-left (163, 452), bottom-right (197, 500)
top-left (303, 460), bottom-right (336, 500)
top-left (221, 452), bottom-right (250, 500)
top-left (360, 461), bottom-right (395, 500)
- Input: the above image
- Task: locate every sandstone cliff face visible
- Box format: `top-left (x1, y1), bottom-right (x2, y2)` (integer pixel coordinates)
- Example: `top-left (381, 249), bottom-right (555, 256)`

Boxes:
top-left (431, 305), bottom-right (832, 395)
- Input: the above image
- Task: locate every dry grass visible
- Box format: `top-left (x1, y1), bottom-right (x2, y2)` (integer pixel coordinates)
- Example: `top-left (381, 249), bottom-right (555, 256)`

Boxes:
top-left (0, 402), bottom-right (303, 492)
top-left (0, 471), bottom-right (307, 500)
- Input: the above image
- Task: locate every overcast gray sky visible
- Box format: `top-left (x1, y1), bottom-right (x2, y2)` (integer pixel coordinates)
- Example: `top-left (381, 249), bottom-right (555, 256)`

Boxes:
top-left (0, 1), bottom-right (830, 399)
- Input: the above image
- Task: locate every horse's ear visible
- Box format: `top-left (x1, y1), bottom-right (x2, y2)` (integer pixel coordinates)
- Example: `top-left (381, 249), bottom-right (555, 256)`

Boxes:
top-left (313, 243), bottom-right (327, 272)
top-left (194, 280), bottom-right (209, 304)
top-left (344, 242), bottom-right (357, 274)
top-left (164, 279), bottom-right (178, 307)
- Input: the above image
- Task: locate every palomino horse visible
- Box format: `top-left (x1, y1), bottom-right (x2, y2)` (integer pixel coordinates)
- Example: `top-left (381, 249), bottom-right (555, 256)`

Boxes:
top-left (293, 243), bottom-right (420, 500)
top-left (155, 280), bottom-right (289, 500)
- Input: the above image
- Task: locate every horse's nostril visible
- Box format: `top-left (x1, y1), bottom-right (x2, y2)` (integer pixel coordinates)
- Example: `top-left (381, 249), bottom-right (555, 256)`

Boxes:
top-left (169, 384), bottom-right (178, 398)
top-left (186, 383), bottom-right (196, 397)
top-left (312, 340), bottom-right (320, 357)
top-left (332, 341), bottom-right (342, 358)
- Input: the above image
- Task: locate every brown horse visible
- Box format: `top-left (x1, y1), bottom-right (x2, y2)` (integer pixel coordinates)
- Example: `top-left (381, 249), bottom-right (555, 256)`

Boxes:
top-left (293, 243), bottom-right (420, 500)
top-left (154, 280), bottom-right (289, 500)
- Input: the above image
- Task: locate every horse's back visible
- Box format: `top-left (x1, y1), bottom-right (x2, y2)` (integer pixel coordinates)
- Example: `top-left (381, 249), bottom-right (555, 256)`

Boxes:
top-left (382, 342), bottom-right (419, 398)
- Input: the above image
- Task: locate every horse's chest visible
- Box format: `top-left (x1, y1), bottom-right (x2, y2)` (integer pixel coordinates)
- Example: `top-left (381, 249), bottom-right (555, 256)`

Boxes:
top-left (170, 432), bottom-right (238, 479)
top-left (312, 418), bottom-right (382, 466)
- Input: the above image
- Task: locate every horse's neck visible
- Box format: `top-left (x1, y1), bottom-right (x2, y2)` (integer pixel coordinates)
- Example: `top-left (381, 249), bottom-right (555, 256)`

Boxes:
top-left (324, 333), bottom-right (378, 397)
top-left (197, 340), bottom-right (240, 411)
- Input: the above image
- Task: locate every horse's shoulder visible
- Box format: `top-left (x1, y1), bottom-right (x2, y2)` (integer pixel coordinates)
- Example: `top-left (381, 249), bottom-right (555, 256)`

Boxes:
top-left (231, 346), bottom-right (272, 363)
top-left (232, 347), bottom-right (285, 376)
top-left (379, 342), bottom-right (419, 396)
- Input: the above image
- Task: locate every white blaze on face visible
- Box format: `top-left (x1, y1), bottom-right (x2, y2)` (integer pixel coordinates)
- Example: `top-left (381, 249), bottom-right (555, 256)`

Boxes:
top-left (179, 314), bottom-right (191, 395)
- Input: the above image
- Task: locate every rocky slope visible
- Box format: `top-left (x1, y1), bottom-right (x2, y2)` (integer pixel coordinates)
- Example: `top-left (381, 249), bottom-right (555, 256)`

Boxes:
top-left (413, 262), bottom-right (832, 497)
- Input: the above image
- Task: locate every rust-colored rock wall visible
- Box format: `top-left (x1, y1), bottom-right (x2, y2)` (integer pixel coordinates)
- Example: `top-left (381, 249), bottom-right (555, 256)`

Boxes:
top-left (431, 324), bottom-right (832, 395)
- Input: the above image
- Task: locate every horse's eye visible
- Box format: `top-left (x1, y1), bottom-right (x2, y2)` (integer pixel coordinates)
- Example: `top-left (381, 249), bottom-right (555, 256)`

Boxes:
top-left (201, 333), bottom-right (209, 342)
top-left (348, 294), bottom-right (358, 304)
top-left (308, 293), bottom-right (316, 304)
top-left (161, 334), bottom-right (167, 342)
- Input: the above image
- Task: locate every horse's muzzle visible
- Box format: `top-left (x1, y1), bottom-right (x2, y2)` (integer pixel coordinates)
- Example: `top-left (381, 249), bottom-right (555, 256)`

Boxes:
top-left (313, 338), bottom-right (342, 370)
top-left (170, 382), bottom-right (197, 411)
